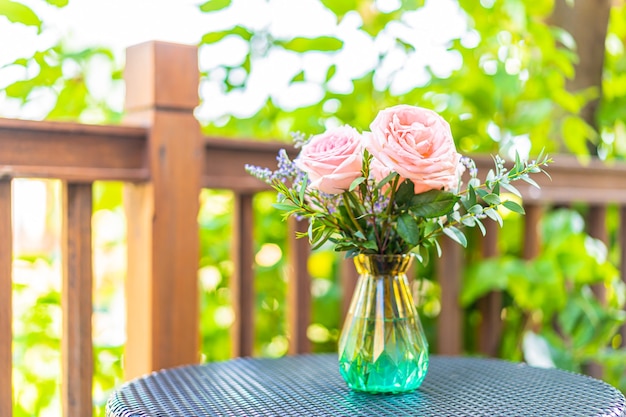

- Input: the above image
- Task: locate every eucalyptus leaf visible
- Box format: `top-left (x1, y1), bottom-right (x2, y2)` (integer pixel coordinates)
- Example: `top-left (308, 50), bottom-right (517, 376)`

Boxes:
top-left (500, 181), bottom-right (522, 197)
top-left (443, 226), bottom-right (467, 247)
top-left (484, 208), bottom-right (503, 227)
top-left (503, 200), bottom-right (525, 214)
top-left (482, 193), bottom-right (501, 206)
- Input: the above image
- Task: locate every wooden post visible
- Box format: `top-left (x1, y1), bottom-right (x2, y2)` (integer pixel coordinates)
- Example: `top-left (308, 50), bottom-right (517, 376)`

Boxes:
top-left (123, 41), bottom-right (203, 379)
top-left (62, 182), bottom-right (94, 417)
top-left (0, 179), bottom-right (12, 417)
top-left (287, 218), bottom-right (311, 354)
top-left (231, 193), bottom-right (255, 357)
top-left (437, 237), bottom-right (464, 355)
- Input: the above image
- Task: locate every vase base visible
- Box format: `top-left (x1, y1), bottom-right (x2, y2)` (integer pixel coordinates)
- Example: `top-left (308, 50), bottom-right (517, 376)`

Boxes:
top-left (339, 349), bottom-right (429, 394)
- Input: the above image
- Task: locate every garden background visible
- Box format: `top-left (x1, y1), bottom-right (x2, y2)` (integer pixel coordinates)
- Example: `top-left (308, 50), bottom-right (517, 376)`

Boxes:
top-left (1, 0), bottom-right (626, 415)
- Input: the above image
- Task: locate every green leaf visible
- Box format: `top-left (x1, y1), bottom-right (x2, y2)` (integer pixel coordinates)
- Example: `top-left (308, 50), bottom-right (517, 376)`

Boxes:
top-left (46, 79), bottom-right (89, 120)
top-left (376, 172), bottom-right (398, 191)
top-left (500, 181), bottom-right (522, 197)
top-left (199, 0), bottom-right (232, 13)
top-left (44, 0), bottom-right (68, 6)
top-left (520, 175), bottom-right (540, 188)
top-left (484, 208), bottom-right (503, 227)
top-left (278, 36), bottom-right (343, 53)
top-left (474, 218), bottom-right (486, 236)
top-left (298, 174), bottom-right (308, 203)
top-left (401, 0), bottom-right (424, 10)
top-left (503, 200), bottom-right (525, 214)
top-left (325, 65), bottom-right (337, 82)
top-left (272, 203), bottom-right (298, 212)
top-left (201, 26), bottom-right (252, 44)
top-left (409, 190), bottom-right (459, 218)
top-left (0, 0), bottom-right (42, 31)
top-left (468, 185), bottom-right (477, 206)
top-left (468, 204), bottom-right (483, 215)
top-left (561, 116), bottom-right (595, 156)
top-left (395, 180), bottom-right (415, 205)
top-left (443, 226), bottom-right (467, 247)
top-left (290, 70), bottom-right (305, 83)
top-left (348, 177), bottom-right (366, 191)
top-left (397, 214), bottom-right (420, 246)
top-left (482, 193), bottom-right (501, 205)
top-left (319, 0), bottom-right (358, 18)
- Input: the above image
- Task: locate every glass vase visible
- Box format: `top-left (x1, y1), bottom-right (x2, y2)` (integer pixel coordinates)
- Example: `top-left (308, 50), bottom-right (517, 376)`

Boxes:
top-left (338, 254), bottom-right (429, 394)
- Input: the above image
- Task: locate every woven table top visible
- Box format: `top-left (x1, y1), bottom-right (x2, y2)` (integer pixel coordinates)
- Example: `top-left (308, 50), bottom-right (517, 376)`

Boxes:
top-left (106, 353), bottom-right (626, 417)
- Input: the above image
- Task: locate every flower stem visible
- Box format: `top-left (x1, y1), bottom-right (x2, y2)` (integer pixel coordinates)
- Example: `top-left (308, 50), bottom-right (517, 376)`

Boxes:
top-left (342, 192), bottom-right (366, 238)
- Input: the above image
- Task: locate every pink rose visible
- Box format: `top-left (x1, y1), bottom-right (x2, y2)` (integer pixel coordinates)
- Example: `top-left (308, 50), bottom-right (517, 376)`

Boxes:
top-left (296, 125), bottom-right (363, 194)
top-left (365, 105), bottom-right (461, 194)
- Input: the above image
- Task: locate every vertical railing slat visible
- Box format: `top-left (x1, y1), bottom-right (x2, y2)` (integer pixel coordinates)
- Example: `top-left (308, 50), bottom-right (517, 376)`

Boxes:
top-left (232, 193), bottom-right (255, 357)
top-left (477, 221), bottom-right (501, 356)
top-left (340, 258), bottom-right (359, 325)
top-left (586, 205), bottom-right (608, 379)
top-left (523, 204), bottom-right (542, 260)
top-left (437, 237), bottom-right (464, 355)
top-left (62, 182), bottom-right (93, 417)
top-left (0, 179), bottom-right (13, 417)
top-left (621, 206), bottom-right (626, 347)
top-left (589, 205), bottom-right (608, 302)
top-left (287, 218), bottom-right (311, 354)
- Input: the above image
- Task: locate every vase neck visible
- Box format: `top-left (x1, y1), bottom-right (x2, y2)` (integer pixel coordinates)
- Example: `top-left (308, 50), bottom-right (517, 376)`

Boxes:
top-left (354, 254), bottom-right (413, 275)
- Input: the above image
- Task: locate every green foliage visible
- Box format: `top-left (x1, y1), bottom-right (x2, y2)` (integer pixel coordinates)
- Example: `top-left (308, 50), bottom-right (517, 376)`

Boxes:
top-left (0, 0), bottom-right (41, 31)
top-left (199, 0), bottom-right (231, 13)
top-left (250, 138), bottom-right (548, 258)
top-left (461, 209), bottom-right (626, 391)
top-left (3, 44), bottom-right (122, 122)
top-left (597, 2), bottom-right (626, 159)
top-left (5, 0), bottom-right (626, 414)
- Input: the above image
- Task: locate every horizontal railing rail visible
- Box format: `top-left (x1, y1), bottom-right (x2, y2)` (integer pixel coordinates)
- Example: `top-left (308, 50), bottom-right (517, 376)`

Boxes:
top-left (0, 41), bottom-right (625, 417)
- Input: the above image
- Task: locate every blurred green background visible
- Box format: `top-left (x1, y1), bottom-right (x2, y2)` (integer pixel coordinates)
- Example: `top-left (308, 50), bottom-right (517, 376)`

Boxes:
top-left (2, 0), bottom-right (626, 415)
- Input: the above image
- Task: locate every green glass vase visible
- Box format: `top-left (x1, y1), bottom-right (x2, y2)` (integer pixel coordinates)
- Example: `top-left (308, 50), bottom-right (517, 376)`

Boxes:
top-left (338, 254), bottom-right (429, 394)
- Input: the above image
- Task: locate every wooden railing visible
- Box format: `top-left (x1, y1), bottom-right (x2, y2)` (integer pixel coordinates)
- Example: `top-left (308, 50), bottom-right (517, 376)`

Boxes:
top-left (1, 41), bottom-right (626, 416)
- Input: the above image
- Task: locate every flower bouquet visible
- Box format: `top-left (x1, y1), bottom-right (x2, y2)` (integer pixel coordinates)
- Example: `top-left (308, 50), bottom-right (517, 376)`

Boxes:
top-left (246, 104), bottom-right (551, 393)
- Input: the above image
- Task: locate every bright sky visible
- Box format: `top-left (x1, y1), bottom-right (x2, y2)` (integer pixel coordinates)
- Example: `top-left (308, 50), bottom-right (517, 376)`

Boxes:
top-left (0, 0), bottom-right (469, 121)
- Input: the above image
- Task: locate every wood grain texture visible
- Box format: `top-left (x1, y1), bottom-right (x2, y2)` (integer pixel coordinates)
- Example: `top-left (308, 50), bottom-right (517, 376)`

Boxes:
top-left (231, 193), bottom-right (255, 357)
top-left (62, 182), bottom-right (93, 417)
top-left (123, 41), bottom-right (202, 377)
top-left (0, 118), bottom-right (147, 181)
top-left (477, 221), bottom-right (502, 357)
top-left (201, 141), bottom-right (626, 203)
top-left (437, 237), bottom-right (464, 355)
top-left (589, 205), bottom-right (608, 304)
top-left (523, 204), bottom-right (543, 260)
top-left (621, 206), bottom-right (626, 348)
top-left (0, 179), bottom-right (12, 417)
top-left (340, 258), bottom-right (359, 325)
top-left (287, 218), bottom-right (311, 354)
top-left (123, 183), bottom-right (154, 380)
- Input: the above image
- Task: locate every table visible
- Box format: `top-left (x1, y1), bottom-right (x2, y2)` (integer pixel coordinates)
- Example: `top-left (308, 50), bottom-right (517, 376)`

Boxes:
top-left (106, 354), bottom-right (626, 416)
